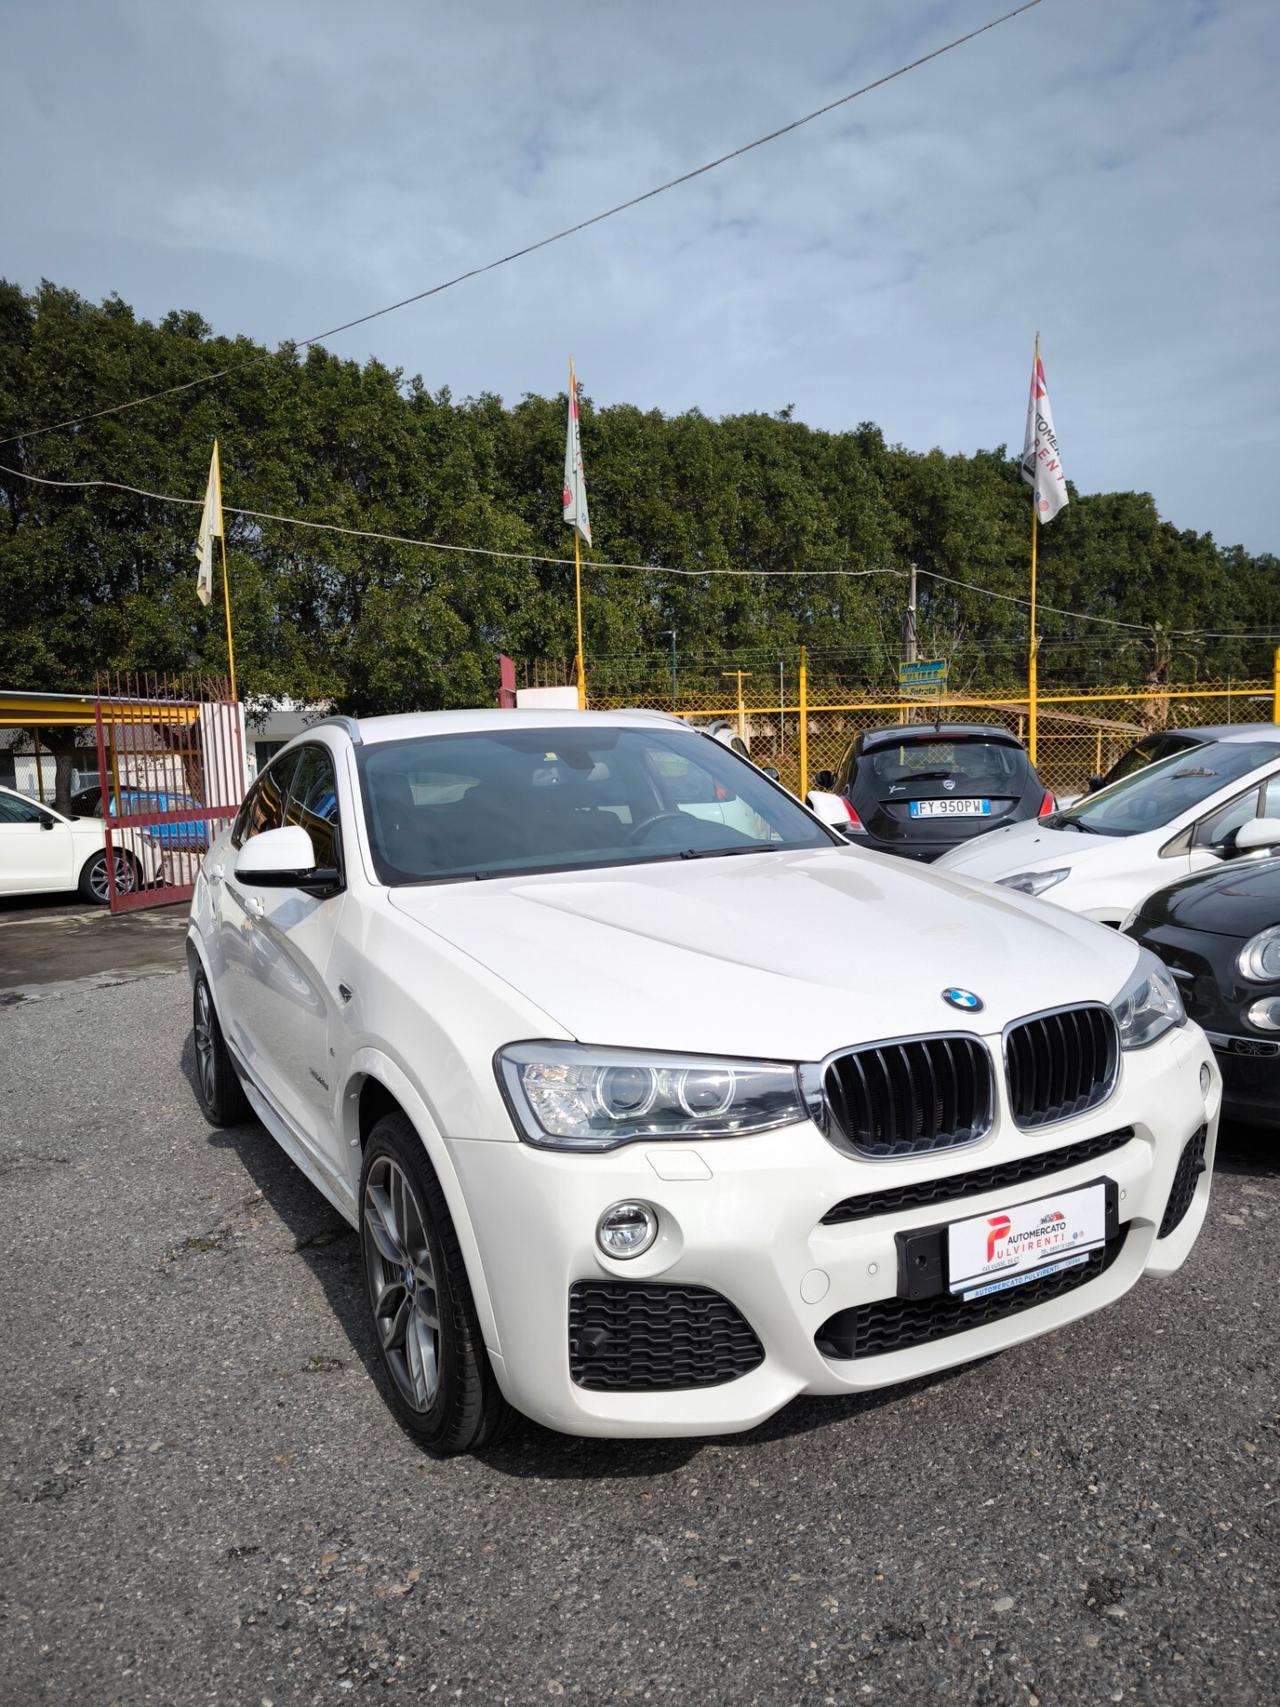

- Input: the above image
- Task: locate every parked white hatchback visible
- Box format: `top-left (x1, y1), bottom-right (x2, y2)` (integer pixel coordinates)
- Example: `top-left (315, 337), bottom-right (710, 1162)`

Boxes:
top-left (187, 710), bottom-right (1220, 1454)
top-left (937, 731), bottom-right (1280, 925)
top-left (0, 783), bottom-right (157, 903)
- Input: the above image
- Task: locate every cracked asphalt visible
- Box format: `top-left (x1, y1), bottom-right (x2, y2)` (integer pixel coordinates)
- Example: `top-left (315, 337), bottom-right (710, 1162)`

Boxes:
top-left (1, 936), bottom-right (1277, 1705)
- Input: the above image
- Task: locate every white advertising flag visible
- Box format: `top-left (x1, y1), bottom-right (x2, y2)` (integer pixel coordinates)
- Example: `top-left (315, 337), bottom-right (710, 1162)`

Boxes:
top-left (1021, 344), bottom-right (1068, 523)
top-left (195, 442), bottom-right (223, 606)
top-left (562, 360), bottom-right (592, 546)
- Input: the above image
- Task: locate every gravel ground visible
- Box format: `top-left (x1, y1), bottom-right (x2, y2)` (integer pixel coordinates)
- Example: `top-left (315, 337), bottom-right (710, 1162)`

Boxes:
top-left (1, 963), bottom-right (1277, 1706)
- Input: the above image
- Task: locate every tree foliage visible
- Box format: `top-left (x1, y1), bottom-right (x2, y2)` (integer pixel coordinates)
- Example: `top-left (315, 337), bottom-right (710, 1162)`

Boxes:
top-left (1, 279), bottom-right (1276, 712)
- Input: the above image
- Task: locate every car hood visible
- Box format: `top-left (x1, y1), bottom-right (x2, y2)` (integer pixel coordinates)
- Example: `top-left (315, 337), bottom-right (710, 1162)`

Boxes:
top-left (1135, 855), bottom-right (1280, 938)
top-left (387, 846), bottom-right (1139, 1059)
top-left (935, 817), bottom-right (1117, 878)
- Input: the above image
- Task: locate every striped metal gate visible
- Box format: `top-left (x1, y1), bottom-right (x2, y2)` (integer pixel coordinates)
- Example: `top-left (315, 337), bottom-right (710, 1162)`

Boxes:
top-left (92, 672), bottom-right (247, 912)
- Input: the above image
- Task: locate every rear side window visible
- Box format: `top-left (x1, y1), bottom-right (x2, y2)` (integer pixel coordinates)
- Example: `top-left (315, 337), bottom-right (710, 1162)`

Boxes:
top-left (285, 745), bottom-right (341, 868)
top-left (1107, 733), bottom-right (1198, 785)
top-left (232, 751), bottom-right (300, 848)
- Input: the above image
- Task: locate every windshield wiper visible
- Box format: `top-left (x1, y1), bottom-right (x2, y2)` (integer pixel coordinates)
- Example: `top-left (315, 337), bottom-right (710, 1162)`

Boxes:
top-left (898, 770), bottom-right (952, 783)
top-left (676, 844), bottom-right (783, 861)
top-left (1044, 813), bottom-right (1098, 834)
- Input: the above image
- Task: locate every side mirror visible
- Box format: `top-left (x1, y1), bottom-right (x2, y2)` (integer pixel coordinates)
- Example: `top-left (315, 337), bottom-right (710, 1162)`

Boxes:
top-left (38, 812), bottom-right (56, 831)
top-left (813, 769), bottom-right (837, 792)
top-left (1233, 817), bottom-right (1280, 855)
top-left (1087, 775), bottom-right (1104, 793)
top-left (806, 790), bottom-right (854, 831)
top-left (760, 765), bottom-right (781, 782)
top-left (235, 825), bottom-right (340, 892)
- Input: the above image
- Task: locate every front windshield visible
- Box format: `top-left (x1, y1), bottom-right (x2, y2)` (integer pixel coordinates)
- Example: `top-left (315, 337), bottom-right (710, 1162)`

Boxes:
top-left (1058, 740), bottom-right (1280, 837)
top-left (359, 724), bottom-right (834, 884)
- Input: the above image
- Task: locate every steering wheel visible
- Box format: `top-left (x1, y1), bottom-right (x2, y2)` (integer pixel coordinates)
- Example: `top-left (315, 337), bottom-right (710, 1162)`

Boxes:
top-left (627, 811), bottom-right (697, 846)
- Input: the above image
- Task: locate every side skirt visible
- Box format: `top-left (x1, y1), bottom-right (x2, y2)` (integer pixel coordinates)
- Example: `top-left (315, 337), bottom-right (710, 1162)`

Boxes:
top-left (230, 1043), bottom-right (359, 1228)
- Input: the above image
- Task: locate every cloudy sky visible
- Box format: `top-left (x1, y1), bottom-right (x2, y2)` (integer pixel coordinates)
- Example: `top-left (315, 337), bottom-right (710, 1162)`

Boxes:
top-left (4, 0), bottom-right (1278, 550)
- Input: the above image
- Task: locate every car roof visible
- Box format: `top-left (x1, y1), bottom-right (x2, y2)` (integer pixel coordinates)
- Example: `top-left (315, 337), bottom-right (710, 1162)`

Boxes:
top-left (299, 707), bottom-right (690, 749)
top-left (856, 723), bottom-right (1023, 751)
top-left (1194, 724), bottom-right (1280, 742)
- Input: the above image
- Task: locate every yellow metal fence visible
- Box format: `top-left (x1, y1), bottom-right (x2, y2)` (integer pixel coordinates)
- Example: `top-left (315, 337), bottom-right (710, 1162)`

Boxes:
top-left (588, 669), bottom-right (1280, 800)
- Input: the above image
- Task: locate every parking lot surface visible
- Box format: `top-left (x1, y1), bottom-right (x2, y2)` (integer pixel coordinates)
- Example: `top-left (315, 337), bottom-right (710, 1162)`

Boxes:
top-left (1, 949), bottom-right (1277, 1705)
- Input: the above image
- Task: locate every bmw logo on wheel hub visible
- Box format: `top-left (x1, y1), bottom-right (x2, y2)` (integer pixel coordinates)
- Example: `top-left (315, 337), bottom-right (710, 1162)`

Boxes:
top-left (942, 987), bottom-right (984, 1013)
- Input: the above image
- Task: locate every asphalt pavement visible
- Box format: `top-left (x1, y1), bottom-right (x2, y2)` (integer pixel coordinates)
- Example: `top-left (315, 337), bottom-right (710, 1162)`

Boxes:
top-left (1, 927), bottom-right (1277, 1705)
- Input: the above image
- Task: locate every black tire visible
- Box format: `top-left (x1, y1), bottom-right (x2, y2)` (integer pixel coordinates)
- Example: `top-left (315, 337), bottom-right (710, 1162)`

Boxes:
top-left (78, 847), bottom-right (141, 905)
top-left (360, 1111), bottom-right (513, 1455)
top-left (191, 969), bottom-right (252, 1127)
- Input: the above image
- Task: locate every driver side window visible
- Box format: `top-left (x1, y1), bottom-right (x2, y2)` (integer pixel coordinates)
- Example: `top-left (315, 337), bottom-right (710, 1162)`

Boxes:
top-left (284, 745), bottom-right (341, 869)
top-left (231, 752), bottom-right (299, 848)
top-left (1194, 787), bottom-right (1259, 851)
top-left (0, 794), bottom-right (47, 825)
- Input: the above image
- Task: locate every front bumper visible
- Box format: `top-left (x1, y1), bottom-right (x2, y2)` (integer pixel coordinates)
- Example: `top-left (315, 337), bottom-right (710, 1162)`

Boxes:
top-left (450, 1022), bottom-right (1220, 1437)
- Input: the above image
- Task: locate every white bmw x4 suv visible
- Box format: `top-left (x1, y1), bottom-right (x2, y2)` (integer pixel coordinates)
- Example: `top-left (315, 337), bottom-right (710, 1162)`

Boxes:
top-left (187, 710), bottom-right (1220, 1454)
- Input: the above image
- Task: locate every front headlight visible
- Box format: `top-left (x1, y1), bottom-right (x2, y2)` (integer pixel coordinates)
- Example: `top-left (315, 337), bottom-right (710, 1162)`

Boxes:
top-left (996, 867), bottom-right (1070, 898)
top-left (1110, 948), bottom-right (1186, 1050)
top-left (1238, 926), bottom-right (1280, 983)
top-left (496, 1042), bottom-right (806, 1150)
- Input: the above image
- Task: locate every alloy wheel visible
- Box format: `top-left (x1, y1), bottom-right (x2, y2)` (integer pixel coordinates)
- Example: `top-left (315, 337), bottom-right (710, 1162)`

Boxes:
top-left (88, 851), bottom-right (136, 903)
top-left (363, 1157), bottom-right (442, 1413)
top-left (193, 979), bottom-right (217, 1109)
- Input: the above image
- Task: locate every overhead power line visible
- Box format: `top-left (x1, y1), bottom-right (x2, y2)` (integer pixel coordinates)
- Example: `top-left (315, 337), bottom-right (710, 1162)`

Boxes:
top-left (5, 456), bottom-right (1273, 642)
top-left (0, 460), bottom-right (904, 580)
top-left (0, 0), bottom-right (1044, 450)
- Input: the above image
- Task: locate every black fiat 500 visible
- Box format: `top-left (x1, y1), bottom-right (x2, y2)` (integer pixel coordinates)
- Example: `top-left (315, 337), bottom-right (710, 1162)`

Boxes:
top-left (810, 724), bottom-right (1054, 862)
top-left (1127, 856), bottom-right (1280, 1130)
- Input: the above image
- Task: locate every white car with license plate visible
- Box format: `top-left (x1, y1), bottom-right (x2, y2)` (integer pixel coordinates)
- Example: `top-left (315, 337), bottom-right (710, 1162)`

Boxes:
top-left (936, 731), bottom-right (1280, 925)
top-left (0, 783), bottom-right (158, 903)
top-left (186, 710), bottom-right (1220, 1454)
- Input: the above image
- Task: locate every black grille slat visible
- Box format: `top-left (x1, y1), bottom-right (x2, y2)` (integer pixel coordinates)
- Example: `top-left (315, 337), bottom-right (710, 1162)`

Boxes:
top-left (1005, 1004), bottom-right (1118, 1128)
top-left (821, 1126), bottom-right (1136, 1225)
top-left (823, 1034), bottom-right (993, 1159)
top-left (816, 1231), bottom-right (1128, 1359)
top-left (569, 1281), bottom-right (764, 1391)
top-left (1158, 1125), bottom-right (1208, 1239)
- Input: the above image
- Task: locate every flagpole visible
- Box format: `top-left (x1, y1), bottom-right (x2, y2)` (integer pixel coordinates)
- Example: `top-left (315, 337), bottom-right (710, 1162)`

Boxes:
top-left (214, 440), bottom-right (237, 703)
top-left (574, 526), bottom-right (586, 710)
top-left (1027, 334), bottom-right (1039, 768)
top-left (570, 358), bottom-right (587, 709)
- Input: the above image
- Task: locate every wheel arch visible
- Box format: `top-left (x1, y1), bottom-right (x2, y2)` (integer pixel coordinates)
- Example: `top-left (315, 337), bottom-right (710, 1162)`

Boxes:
top-left (344, 1051), bottom-right (501, 1354)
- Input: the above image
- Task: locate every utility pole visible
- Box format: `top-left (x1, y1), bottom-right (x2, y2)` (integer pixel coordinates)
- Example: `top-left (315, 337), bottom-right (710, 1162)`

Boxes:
top-left (901, 561), bottom-right (919, 664)
top-left (660, 630), bottom-right (678, 712)
top-left (900, 561), bottom-right (919, 727)
top-left (721, 670), bottom-right (752, 741)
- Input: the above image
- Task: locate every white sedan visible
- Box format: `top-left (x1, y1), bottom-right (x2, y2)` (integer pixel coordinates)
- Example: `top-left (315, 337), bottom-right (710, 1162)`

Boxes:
top-left (937, 729), bottom-right (1280, 925)
top-left (0, 783), bottom-right (157, 903)
top-left (187, 709), bottom-right (1218, 1453)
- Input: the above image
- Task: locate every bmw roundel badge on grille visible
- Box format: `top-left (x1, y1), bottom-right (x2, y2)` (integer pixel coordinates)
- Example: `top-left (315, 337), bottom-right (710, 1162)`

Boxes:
top-left (943, 987), bottom-right (984, 1013)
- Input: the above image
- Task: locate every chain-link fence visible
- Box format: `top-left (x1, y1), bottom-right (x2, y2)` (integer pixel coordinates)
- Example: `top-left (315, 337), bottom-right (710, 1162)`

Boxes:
top-left (571, 657), bottom-right (1280, 799)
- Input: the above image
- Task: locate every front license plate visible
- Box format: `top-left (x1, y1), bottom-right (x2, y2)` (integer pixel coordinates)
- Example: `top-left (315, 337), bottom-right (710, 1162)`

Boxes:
top-left (948, 1181), bottom-right (1107, 1299)
top-left (910, 798), bottom-right (992, 818)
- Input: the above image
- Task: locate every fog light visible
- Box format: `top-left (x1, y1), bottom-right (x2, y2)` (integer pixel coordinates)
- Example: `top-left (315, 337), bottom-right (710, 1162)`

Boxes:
top-left (1200, 1062), bottom-right (1212, 1097)
top-left (1247, 998), bottom-right (1280, 1032)
top-left (596, 1201), bottom-right (658, 1260)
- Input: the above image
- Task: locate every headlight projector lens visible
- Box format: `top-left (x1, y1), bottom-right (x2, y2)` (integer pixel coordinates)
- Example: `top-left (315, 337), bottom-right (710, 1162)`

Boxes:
top-left (596, 1201), bottom-right (658, 1260)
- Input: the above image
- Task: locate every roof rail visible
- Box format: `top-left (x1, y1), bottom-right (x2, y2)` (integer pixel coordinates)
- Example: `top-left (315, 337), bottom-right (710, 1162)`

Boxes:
top-left (306, 715), bottom-right (362, 745)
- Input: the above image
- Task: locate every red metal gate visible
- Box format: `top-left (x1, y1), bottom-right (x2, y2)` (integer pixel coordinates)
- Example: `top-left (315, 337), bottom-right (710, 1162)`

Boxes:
top-left (93, 672), bottom-right (247, 912)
